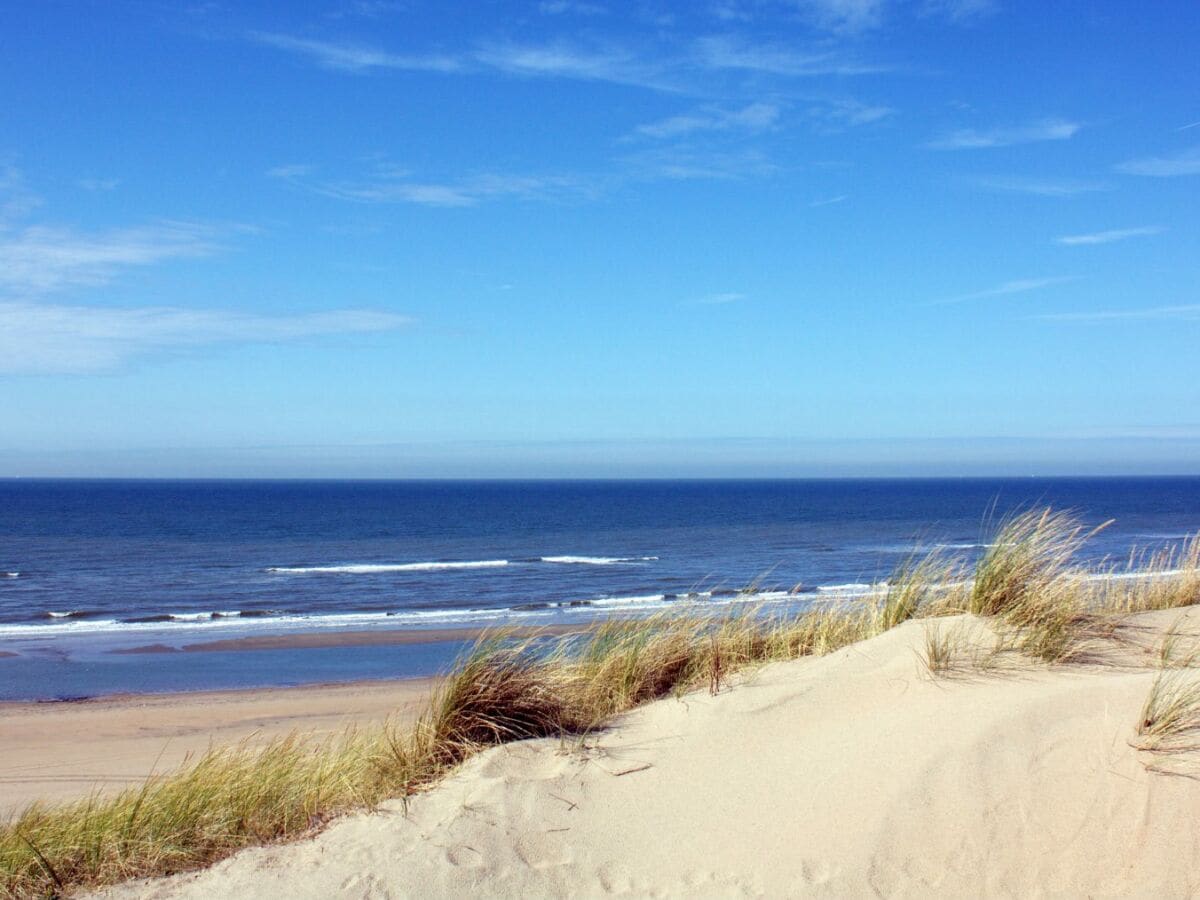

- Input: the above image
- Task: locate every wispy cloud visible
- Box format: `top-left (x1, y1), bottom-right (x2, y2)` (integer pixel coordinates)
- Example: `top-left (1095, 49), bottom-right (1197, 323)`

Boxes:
top-left (251, 32), bottom-right (461, 73)
top-left (796, 0), bottom-right (886, 33)
top-left (806, 97), bottom-right (895, 132)
top-left (1179, 121), bottom-right (1200, 132)
top-left (0, 222), bottom-right (223, 294)
top-left (538, 0), bottom-right (607, 14)
top-left (928, 118), bottom-right (1080, 149)
top-left (809, 194), bottom-right (848, 207)
top-left (633, 102), bottom-right (779, 139)
top-left (620, 146), bottom-right (777, 181)
top-left (0, 164), bottom-right (41, 221)
top-left (1055, 226), bottom-right (1163, 246)
top-left (475, 41), bottom-right (674, 91)
top-left (0, 301), bottom-right (412, 375)
top-left (1115, 145), bottom-right (1200, 177)
top-left (919, 0), bottom-right (997, 22)
top-left (272, 164), bottom-right (591, 207)
top-left (970, 175), bottom-right (1112, 196)
top-left (935, 275), bottom-right (1080, 305)
top-left (692, 35), bottom-right (887, 77)
top-left (694, 291), bottom-right (747, 305)
top-left (1036, 304), bottom-right (1200, 323)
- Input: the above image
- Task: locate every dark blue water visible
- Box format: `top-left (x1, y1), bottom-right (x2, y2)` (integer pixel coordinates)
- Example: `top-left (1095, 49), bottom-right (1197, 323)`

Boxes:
top-left (2, 478), bottom-right (1198, 699)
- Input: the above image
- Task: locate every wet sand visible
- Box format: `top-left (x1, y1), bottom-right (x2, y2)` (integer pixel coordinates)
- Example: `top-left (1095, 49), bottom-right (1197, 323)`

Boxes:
top-left (110, 623), bottom-right (587, 654)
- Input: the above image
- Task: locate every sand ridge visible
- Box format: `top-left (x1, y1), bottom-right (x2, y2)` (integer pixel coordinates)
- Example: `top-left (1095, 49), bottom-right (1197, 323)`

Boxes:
top-left (94, 611), bottom-right (1200, 898)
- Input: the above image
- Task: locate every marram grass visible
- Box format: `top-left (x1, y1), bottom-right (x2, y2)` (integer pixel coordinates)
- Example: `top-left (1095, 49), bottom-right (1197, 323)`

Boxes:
top-left (4, 506), bottom-right (1200, 898)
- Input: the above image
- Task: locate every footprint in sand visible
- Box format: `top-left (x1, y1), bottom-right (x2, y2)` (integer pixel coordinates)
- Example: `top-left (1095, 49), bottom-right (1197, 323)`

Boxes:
top-left (515, 832), bottom-right (573, 870)
top-left (446, 845), bottom-right (484, 868)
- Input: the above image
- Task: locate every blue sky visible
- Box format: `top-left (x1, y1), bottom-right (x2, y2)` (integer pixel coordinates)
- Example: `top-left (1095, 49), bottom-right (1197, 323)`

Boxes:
top-left (1, 0), bottom-right (1198, 476)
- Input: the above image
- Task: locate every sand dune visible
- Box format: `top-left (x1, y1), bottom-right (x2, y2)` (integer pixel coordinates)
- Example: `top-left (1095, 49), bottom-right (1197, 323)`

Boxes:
top-left (93, 610), bottom-right (1200, 899)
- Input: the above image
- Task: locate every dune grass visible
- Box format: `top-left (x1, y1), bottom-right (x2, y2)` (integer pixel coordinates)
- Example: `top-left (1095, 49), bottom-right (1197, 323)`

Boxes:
top-left (1136, 671), bottom-right (1200, 754)
top-left (5, 506), bottom-right (1200, 897)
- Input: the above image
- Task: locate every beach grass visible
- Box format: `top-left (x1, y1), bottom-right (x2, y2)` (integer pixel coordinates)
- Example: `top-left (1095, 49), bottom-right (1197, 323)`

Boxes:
top-left (4, 506), bottom-right (1200, 898)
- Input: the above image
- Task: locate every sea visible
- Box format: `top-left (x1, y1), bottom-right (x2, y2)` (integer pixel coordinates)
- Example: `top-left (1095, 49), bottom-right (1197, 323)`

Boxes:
top-left (2, 477), bottom-right (1199, 700)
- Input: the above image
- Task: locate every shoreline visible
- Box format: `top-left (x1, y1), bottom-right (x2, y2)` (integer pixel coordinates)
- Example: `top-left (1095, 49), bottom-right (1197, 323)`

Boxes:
top-left (0, 676), bottom-right (439, 820)
top-left (106, 622), bottom-right (589, 655)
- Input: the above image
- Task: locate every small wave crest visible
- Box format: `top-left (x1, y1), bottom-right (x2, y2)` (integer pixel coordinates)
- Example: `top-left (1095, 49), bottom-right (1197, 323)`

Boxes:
top-left (268, 560), bottom-right (510, 575)
top-left (540, 556), bottom-right (659, 566)
top-left (3, 571), bottom-right (19, 578)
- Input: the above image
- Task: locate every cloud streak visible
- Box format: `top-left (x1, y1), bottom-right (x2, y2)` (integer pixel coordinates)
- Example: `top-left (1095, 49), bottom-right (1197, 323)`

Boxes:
top-left (935, 275), bottom-right (1080, 305)
top-left (970, 175), bottom-right (1111, 196)
top-left (0, 302), bottom-right (412, 374)
top-left (928, 118), bottom-right (1080, 149)
top-left (251, 32), bottom-right (460, 73)
top-left (1116, 145), bottom-right (1200, 177)
top-left (1036, 304), bottom-right (1200, 323)
top-left (633, 102), bottom-right (779, 139)
top-left (1055, 226), bottom-right (1163, 246)
top-left (0, 222), bottom-right (222, 294)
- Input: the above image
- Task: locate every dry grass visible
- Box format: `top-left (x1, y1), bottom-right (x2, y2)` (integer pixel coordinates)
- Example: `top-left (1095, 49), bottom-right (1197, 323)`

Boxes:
top-left (5, 506), bottom-right (1200, 897)
top-left (1136, 671), bottom-right (1200, 754)
top-left (920, 621), bottom-right (965, 675)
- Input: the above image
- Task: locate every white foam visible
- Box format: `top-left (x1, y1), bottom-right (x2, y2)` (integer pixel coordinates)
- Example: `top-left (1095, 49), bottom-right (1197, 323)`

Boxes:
top-left (3, 572), bottom-right (18, 578)
top-left (816, 582), bottom-right (876, 593)
top-left (540, 555), bottom-right (658, 565)
top-left (46, 611), bottom-right (75, 618)
top-left (268, 560), bottom-right (510, 575)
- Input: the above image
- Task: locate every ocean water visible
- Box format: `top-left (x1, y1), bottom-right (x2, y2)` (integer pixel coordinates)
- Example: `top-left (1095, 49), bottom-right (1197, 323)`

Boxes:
top-left (2, 478), bottom-right (1199, 699)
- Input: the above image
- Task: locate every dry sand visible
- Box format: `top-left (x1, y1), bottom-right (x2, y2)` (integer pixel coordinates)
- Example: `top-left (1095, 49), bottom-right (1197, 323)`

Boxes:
top-left (0, 679), bottom-right (435, 819)
top-left (93, 608), bottom-right (1200, 899)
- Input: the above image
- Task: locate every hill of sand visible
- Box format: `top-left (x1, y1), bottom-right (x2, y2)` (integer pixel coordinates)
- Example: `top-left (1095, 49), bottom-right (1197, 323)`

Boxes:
top-left (96, 611), bottom-right (1200, 898)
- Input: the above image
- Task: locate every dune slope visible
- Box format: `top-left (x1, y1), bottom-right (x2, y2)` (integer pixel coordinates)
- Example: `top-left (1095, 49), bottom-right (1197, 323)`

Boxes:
top-left (98, 613), bottom-right (1200, 899)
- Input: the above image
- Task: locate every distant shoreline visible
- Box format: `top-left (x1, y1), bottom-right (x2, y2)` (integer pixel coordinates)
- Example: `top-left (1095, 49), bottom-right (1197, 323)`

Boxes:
top-left (108, 622), bottom-right (590, 655)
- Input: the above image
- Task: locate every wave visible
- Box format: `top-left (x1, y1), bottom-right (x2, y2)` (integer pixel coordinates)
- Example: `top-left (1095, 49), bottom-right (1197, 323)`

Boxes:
top-left (540, 556), bottom-right (658, 565)
top-left (268, 560), bottom-right (510, 575)
top-left (3, 571), bottom-right (18, 578)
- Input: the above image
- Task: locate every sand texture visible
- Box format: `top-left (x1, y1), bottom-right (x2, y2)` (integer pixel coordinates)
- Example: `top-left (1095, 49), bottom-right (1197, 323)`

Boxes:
top-left (0, 679), bottom-right (434, 819)
top-left (93, 611), bottom-right (1200, 899)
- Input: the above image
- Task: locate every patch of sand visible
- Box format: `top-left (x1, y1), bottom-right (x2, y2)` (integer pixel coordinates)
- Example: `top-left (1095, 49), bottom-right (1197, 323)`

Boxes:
top-left (0, 679), bottom-right (434, 819)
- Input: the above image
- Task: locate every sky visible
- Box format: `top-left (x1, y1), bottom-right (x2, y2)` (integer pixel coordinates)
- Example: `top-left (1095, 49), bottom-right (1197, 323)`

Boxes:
top-left (1, 0), bottom-right (1198, 477)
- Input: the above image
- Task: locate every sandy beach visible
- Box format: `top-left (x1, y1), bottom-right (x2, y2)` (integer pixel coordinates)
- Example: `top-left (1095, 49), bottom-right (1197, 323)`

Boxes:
top-left (0, 679), bottom-right (436, 819)
top-left (89, 607), bottom-right (1200, 899)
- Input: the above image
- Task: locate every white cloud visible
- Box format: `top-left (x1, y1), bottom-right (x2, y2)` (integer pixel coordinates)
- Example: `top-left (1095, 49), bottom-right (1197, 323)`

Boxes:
top-left (475, 41), bottom-right (675, 91)
top-left (692, 35), bottom-right (886, 76)
top-left (970, 175), bottom-right (1111, 196)
top-left (797, 0), bottom-right (886, 32)
top-left (0, 164), bottom-right (41, 221)
top-left (807, 97), bottom-right (895, 132)
top-left (1055, 226), bottom-right (1163, 246)
top-left (0, 222), bottom-right (221, 294)
top-left (0, 301), bottom-right (412, 375)
top-left (809, 194), bottom-right (848, 206)
top-left (276, 164), bottom-right (591, 207)
top-left (621, 146), bottom-right (777, 181)
top-left (251, 32), bottom-right (461, 73)
top-left (634, 102), bottom-right (779, 139)
top-left (936, 275), bottom-right (1079, 305)
top-left (538, 0), bottom-right (606, 14)
top-left (919, 0), bottom-right (997, 22)
top-left (1036, 304), bottom-right (1200, 323)
top-left (928, 118), bottom-right (1080, 149)
top-left (1116, 145), bottom-right (1200, 177)
top-left (691, 292), bottom-right (744, 307)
